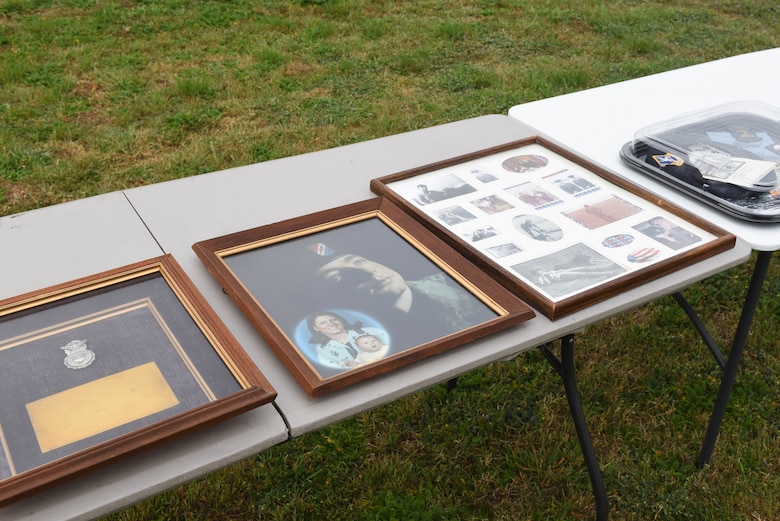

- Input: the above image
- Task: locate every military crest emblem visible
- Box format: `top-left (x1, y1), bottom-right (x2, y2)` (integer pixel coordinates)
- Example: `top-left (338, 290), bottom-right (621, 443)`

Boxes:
top-left (61, 339), bottom-right (95, 369)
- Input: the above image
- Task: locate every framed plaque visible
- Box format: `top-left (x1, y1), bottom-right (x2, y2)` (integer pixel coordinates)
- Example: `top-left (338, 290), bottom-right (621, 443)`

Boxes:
top-left (0, 255), bottom-right (276, 506)
top-left (371, 137), bottom-right (737, 319)
top-left (192, 198), bottom-right (535, 397)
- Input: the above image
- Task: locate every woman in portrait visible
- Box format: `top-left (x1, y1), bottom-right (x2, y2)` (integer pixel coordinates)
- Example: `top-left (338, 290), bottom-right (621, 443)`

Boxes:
top-left (305, 311), bottom-right (387, 370)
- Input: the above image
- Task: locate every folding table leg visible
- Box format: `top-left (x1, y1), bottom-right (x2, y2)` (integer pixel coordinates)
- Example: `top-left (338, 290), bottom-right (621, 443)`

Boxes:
top-left (673, 250), bottom-right (773, 467)
top-left (696, 250), bottom-right (773, 468)
top-left (539, 335), bottom-right (609, 521)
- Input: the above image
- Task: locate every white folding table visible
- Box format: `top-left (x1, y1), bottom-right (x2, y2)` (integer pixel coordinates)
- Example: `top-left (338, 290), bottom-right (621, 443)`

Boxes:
top-left (123, 115), bottom-right (750, 521)
top-left (509, 47), bottom-right (780, 469)
top-left (0, 194), bottom-right (289, 521)
top-left (0, 114), bottom-right (753, 521)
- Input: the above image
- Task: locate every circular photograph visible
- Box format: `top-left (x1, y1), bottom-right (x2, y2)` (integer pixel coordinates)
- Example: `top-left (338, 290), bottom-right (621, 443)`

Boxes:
top-left (293, 309), bottom-right (391, 376)
top-left (512, 214), bottom-right (563, 242)
top-left (502, 154), bottom-right (549, 173)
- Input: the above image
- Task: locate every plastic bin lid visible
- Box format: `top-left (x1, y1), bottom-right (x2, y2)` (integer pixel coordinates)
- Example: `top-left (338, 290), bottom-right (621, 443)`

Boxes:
top-left (621, 100), bottom-right (780, 222)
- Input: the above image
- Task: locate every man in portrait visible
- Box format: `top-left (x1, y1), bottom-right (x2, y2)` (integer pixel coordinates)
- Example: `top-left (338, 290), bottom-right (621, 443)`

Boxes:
top-left (225, 219), bottom-right (498, 354)
top-left (306, 242), bottom-right (495, 348)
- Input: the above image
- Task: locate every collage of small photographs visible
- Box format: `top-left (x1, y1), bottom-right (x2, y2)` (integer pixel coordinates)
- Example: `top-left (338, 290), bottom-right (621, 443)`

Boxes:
top-left (387, 143), bottom-right (718, 302)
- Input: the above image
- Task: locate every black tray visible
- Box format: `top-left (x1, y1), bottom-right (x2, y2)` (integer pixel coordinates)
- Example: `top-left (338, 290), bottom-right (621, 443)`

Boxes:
top-left (620, 103), bottom-right (780, 222)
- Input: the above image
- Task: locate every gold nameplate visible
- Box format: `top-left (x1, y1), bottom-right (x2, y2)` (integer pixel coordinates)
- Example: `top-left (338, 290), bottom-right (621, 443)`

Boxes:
top-left (26, 362), bottom-right (180, 453)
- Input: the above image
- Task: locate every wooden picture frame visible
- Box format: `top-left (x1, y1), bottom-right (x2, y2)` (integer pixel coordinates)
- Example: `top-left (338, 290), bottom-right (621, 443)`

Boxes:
top-left (192, 198), bottom-right (535, 397)
top-left (370, 137), bottom-right (737, 319)
top-left (0, 255), bottom-right (276, 507)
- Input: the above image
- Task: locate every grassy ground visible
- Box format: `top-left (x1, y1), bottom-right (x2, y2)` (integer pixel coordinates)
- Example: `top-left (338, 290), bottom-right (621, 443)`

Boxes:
top-left (2, 0), bottom-right (780, 519)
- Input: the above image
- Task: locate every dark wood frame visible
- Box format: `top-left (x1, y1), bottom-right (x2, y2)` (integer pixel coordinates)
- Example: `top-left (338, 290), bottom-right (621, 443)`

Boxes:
top-left (0, 255), bottom-right (276, 507)
top-left (192, 197), bottom-right (535, 397)
top-left (370, 136), bottom-right (737, 319)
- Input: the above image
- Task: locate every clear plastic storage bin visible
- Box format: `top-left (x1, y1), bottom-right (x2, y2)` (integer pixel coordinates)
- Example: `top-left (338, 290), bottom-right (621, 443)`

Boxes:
top-left (620, 101), bottom-right (780, 222)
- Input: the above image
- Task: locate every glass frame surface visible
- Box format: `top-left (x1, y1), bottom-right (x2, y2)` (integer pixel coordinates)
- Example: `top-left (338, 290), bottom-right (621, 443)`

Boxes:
top-left (192, 198), bottom-right (535, 397)
top-left (0, 255), bottom-right (276, 506)
top-left (371, 137), bottom-right (737, 319)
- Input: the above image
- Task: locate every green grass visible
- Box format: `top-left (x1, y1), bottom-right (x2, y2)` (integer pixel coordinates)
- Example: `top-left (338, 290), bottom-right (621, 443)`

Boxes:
top-left (3, 0), bottom-right (778, 214)
top-left (2, 0), bottom-right (780, 519)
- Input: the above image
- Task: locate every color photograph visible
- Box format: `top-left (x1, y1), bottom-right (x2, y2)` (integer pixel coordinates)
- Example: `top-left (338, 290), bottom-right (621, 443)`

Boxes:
top-left (193, 198), bottom-right (535, 395)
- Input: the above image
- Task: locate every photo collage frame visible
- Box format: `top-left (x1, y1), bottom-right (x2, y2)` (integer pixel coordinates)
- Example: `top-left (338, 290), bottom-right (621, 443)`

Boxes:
top-left (372, 138), bottom-right (736, 318)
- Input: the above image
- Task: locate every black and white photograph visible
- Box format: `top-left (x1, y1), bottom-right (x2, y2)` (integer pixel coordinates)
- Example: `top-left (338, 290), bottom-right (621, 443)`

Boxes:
top-left (512, 214), bottom-right (563, 242)
top-left (435, 205), bottom-right (476, 225)
top-left (486, 243), bottom-right (523, 259)
top-left (467, 168), bottom-right (499, 183)
top-left (511, 244), bottom-right (626, 299)
top-left (461, 225), bottom-right (499, 242)
top-left (544, 170), bottom-right (599, 197)
top-left (633, 216), bottom-right (703, 250)
top-left (410, 174), bottom-right (476, 205)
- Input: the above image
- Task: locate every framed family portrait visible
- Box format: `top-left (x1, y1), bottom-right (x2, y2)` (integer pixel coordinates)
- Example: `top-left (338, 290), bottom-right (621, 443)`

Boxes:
top-left (0, 255), bottom-right (276, 506)
top-left (192, 198), bottom-right (535, 397)
top-left (370, 137), bottom-right (737, 319)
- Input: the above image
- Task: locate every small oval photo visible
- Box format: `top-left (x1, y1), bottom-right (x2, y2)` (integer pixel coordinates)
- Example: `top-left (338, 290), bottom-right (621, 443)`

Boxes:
top-left (627, 247), bottom-right (660, 263)
top-left (502, 154), bottom-right (549, 173)
top-left (602, 234), bottom-right (635, 248)
top-left (293, 309), bottom-right (390, 373)
top-left (512, 214), bottom-right (563, 242)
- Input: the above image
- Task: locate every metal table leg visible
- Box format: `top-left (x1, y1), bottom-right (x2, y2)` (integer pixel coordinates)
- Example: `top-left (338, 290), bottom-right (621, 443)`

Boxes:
top-left (539, 334), bottom-right (609, 521)
top-left (696, 250), bottom-right (773, 467)
top-left (673, 250), bottom-right (773, 467)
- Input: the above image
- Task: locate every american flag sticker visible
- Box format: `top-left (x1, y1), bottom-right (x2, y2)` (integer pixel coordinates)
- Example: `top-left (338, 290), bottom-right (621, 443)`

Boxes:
top-left (601, 234), bottom-right (634, 248)
top-left (307, 243), bottom-right (334, 257)
top-left (627, 248), bottom-right (660, 263)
